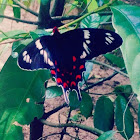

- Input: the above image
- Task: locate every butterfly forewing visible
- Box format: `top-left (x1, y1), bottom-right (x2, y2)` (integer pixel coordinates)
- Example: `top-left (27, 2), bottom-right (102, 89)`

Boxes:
top-left (18, 28), bottom-right (122, 103)
top-left (60, 28), bottom-right (122, 60)
top-left (18, 36), bottom-right (56, 70)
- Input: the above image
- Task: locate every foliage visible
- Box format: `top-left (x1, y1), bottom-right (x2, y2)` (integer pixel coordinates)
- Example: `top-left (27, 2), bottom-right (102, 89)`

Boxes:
top-left (0, 0), bottom-right (140, 139)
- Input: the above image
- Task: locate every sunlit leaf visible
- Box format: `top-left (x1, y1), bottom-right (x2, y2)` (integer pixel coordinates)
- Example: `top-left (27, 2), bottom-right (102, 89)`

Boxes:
top-left (115, 95), bottom-right (134, 139)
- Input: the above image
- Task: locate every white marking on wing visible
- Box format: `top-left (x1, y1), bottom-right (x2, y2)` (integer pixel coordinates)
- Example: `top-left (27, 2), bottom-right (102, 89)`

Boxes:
top-left (43, 50), bottom-right (48, 63)
top-left (105, 37), bottom-right (112, 44)
top-left (109, 36), bottom-right (114, 41)
top-left (83, 42), bottom-right (90, 54)
top-left (22, 51), bottom-right (27, 56)
top-left (105, 33), bottom-right (111, 36)
top-left (23, 55), bottom-right (26, 61)
top-left (83, 30), bottom-right (90, 39)
top-left (86, 40), bottom-right (90, 44)
top-left (26, 55), bottom-right (30, 63)
top-left (48, 58), bottom-right (54, 66)
top-left (105, 42), bottom-right (109, 45)
top-left (35, 40), bottom-right (43, 50)
top-left (80, 51), bottom-right (87, 59)
top-left (40, 50), bottom-right (44, 55)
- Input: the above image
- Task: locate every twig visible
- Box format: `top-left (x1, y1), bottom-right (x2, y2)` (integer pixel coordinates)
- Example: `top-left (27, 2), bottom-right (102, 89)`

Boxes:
top-left (41, 103), bottom-right (67, 119)
top-left (83, 71), bottom-right (118, 91)
top-left (0, 38), bottom-right (24, 45)
top-left (51, 11), bottom-right (112, 21)
top-left (41, 120), bottom-right (103, 136)
top-left (58, 0), bottom-right (117, 30)
top-left (60, 109), bottom-right (71, 140)
top-left (38, 132), bottom-right (80, 140)
top-left (0, 14), bottom-right (38, 25)
top-left (80, 0), bottom-right (92, 15)
top-left (12, 0), bottom-right (38, 16)
top-left (88, 59), bottom-right (128, 77)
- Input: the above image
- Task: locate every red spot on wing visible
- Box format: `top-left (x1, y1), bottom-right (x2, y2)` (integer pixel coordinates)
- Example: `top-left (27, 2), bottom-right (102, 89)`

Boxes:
top-left (79, 65), bottom-right (84, 70)
top-left (62, 73), bottom-right (64, 76)
top-left (57, 68), bottom-right (60, 72)
top-left (51, 70), bottom-right (56, 75)
top-left (70, 72), bottom-right (72, 75)
top-left (73, 56), bottom-right (76, 62)
top-left (73, 65), bottom-right (76, 70)
top-left (70, 81), bottom-right (76, 87)
top-left (67, 80), bottom-right (69, 84)
top-left (57, 78), bottom-right (62, 84)
top-left (76, 75), bottom-right (81, 80)
top-left (55, 60), bottom-right (57, 65)
top-left (63, 82), bottom-right (68, 88)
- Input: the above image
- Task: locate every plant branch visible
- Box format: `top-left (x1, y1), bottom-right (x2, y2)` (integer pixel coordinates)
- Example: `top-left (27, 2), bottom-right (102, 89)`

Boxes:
top-left (41, 120), bottom-right (103, 136)
top-left (50, 0), bottom-right (65, 16)
top-left (12, 0), bottom-right (38, 16)
top-left (0, 14), bottom-right (38, 25)
top-left (83, 71), bottom-right (119, 91)
top-left (60, 109), bottom-right (71, 140)
top-left (51, 11), bottom-right (112, 21)
top-left (88, 59), bottom-right (128, 77)
top-left (41, 103), bottom-right (67, 119)
top-left (58, 0), bottom-right (117, 30)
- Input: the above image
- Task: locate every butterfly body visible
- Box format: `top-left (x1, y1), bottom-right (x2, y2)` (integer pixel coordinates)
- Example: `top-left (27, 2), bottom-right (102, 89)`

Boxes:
top-left (18, 28), bottom-right (122, 103)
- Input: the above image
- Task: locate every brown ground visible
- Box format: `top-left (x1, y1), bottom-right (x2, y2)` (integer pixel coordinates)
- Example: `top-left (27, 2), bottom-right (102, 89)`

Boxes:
top-left (0, 1), bottom-right (140, 140)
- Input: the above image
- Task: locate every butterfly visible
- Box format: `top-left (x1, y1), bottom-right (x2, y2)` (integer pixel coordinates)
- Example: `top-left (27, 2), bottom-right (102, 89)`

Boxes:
top-left (18, 27), bottom-right (123, 103)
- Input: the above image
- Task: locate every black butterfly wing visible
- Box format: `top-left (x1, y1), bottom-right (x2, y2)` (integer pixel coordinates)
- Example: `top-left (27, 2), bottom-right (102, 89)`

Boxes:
top-left (60, 28), bottom-right (123, 60)
top-left (18, 36), bottom-right (56, 70)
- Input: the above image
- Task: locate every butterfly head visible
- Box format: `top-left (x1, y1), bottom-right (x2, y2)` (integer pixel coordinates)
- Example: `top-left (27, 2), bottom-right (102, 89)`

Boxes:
top-left (53, 27), bottom-right (59, 35)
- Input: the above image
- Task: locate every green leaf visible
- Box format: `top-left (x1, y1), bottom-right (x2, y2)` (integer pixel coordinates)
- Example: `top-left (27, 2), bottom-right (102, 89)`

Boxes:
top-left (70, 113), bottom-right (84, 122)
top-left (104, 53), bottom-right (125, 68)
top-left (13, 0), bottom-right (21, 19)
top-left (12, 39), bottom-right (33, 53)
top-left (96, 0), bottom-right (109, 6)
top-left (97, 130), bottom-right (116, 140)
top-left (80, 13), bottom-right (100, 28)
top-left (114, 85), bottom-right (132, 97)
top-left (115, 95), bottom-right (134, 139)
top-left (0, 0), bottom-right (7, 22)
top-left (80, 91), bottom-right (93, 119)
top-left (45, 86), bottom-right (63, 99)
top-left (69, 91), bottom-right (81, 110)
top-left (94, 96), bottom-right (114, 131)
top-left (0, 55), bottom-right (51, 139)
top-left (79, 61), bottom-right (94, 86)
top-left (87, 0), bottom-right (98, 12)
top-left (29, 31), bottom-right (39, 40)
top-left (111, 5), bottom-right (140, 99)
top-left (138, 102), bottom-right (140, 131)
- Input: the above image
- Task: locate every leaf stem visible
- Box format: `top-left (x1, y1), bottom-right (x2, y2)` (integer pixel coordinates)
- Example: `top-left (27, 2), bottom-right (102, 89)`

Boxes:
top-left (0, 14), bottom-right (38, 25)
top-left (12, 0), bottom-right (38, 16)
top-left (88, 59), bottom-right (128, 77)
top-left (58, 0), bottom-right (117, 30)
top-left (41, 120), bottom-right (103, 136)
